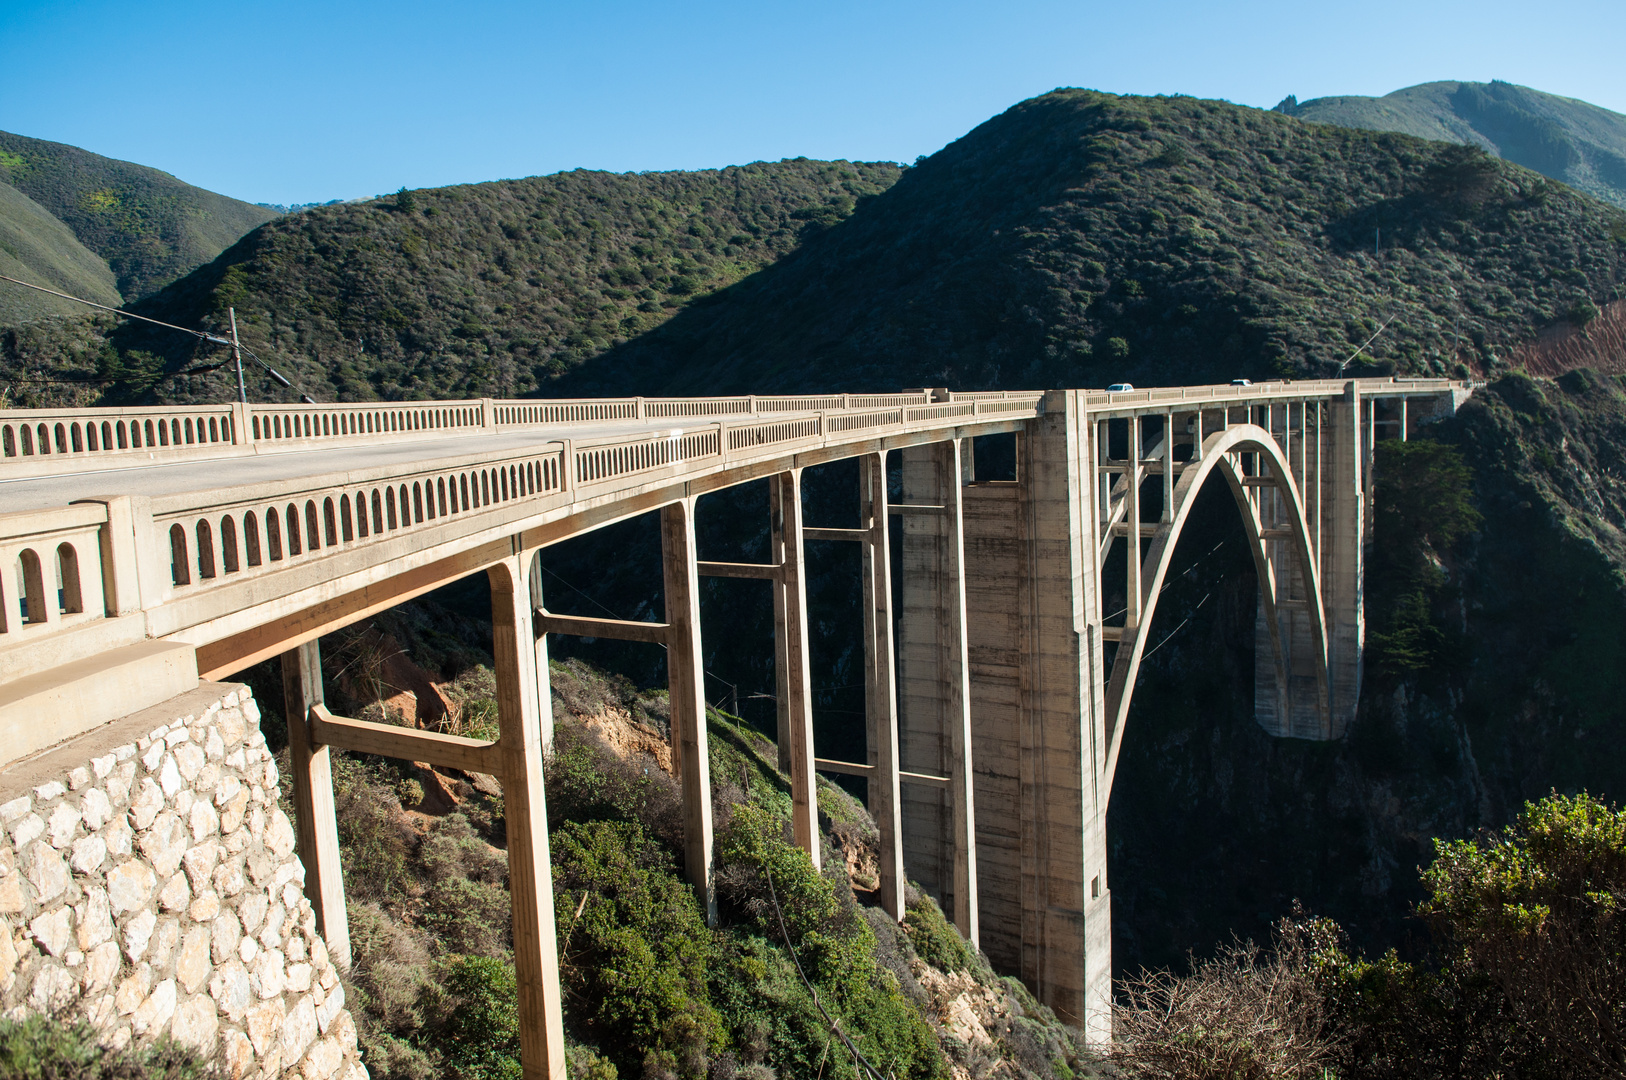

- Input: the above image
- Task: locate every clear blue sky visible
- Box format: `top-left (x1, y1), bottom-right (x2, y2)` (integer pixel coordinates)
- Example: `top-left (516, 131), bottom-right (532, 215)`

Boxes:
top-left (3, 0), bottom-right (1622, 206)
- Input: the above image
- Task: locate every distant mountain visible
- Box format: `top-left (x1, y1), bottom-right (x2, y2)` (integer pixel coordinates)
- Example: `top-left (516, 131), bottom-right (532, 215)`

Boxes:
top-left (0, 130), bottom-right (277, 312)
top-left (1276, 81), bottom-right (1626, 209)
top-left (564, 89), bottom-right (1626, 395)
top-left (0, 181), bottom-right (121, 321)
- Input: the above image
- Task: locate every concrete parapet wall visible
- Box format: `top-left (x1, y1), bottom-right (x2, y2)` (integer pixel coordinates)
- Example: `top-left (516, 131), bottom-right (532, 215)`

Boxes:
top-left (0, 682), bottom-right (366, 1080)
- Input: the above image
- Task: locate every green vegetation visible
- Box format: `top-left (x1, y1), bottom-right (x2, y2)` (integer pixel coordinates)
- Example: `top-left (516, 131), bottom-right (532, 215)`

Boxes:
top-left (0, 129), bottom-right (276, 307)
top-left (570, 89), bottom-right (1625, 396)
top-left (1366, 438), bottom-right (1481, 674)
top-left (0, 182), bottom-right (123, 321)
top-left (271, 644), bottom-right (1090, 1080)
top-left (0, 1014), bottom-right (217, 1079)
top-left (1112, 792), bottom-right (1626, 1079)
top-left (55, 159), bottom-right (899, 406)
top-left (1280, 80), bottom-right (1626, 210)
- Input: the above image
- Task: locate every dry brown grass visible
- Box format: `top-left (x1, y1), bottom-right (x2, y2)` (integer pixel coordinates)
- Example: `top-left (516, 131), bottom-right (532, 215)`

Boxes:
top-left (1110, 918), bottom-right (1340, 1080)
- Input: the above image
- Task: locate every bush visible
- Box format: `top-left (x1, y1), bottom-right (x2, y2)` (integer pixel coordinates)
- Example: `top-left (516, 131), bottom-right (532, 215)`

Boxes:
top-left (0, 1015), bottom-right (217, 1079)
top-left (1109, 915), bottom-right (1340, 1080)
top-left (1421, 792), bottom-right (1626, 1078)
top-left (440, 955), bottom-right (523, 1080)
top-left (550, 819), bottom-right (722, 1076)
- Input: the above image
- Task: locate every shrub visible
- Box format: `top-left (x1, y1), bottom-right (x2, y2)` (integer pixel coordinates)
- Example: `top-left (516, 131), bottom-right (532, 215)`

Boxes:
top-left (1421, 792), bottom-right (1626, 1078)
top-left (0, 1015), bottom-right (217, 1079)
top-left (440, 955), bottom-right (523, 1080)
top-left (902, 888), bottom-right (975, 975)
top-left (1110, 916), bottom-right (1340, 1080)
top-left (550, 819), bottom-right (722, 1076)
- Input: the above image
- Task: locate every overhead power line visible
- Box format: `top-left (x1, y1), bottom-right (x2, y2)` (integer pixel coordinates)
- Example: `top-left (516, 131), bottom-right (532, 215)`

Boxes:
top-left (0, 272), bottom-right (313, 403)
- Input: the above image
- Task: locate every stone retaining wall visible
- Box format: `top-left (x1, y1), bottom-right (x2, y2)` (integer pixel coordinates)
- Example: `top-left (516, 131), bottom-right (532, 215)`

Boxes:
top-left (0, 681), bottom-right (366, 1080)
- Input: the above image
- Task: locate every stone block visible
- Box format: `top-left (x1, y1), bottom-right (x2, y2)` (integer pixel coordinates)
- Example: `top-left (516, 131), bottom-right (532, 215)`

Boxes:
top-left (29, 907), bottom-right (72, 957)
top-left (209, 957), bottom-right (252, 1021)
top-left (28, 961), bottom-right (77, 1012)
top-left (149, 917), bottom-right (180, 970)
top-left (300, 1035), bottom-right (343, 1080)
top-left (0, 796), bottom-right (30, 824)
top-left (246, 996), bottom-right (286, 1056)
top-left (128, 779), bottom-right (163, 830)
top-left (68, 767), bottom-right (91, 791)
top-left (103, 819), bottom-right (133, 858)
top-left (130, 977), bottom-right (177, 1036)
top-left (138, 812), bottom-right (187, 879)
top-left (46, 803), bottom-right (81, 848)
top-left (188, 890), bottom-right (220, 922)
top-left (11, 813), bottom-right (44, 848)
top-left (189, 800), bottom-right (219, 843)
top-left (123, 909), bottom-right (157, 962)
top-left (281, 995), bottom-right (318, 1063)
top-left (176, 925), bottom-right (211, 993)
top-left (106, 859), bottom-right (156, 913)
top-left (71, 835), bottom-right (108, 874)
top-left (174, 743), bottom-right (205, 783)
top-left (79, 788), bottom-right (113, 831)
top-left (169, 992), bottom-right (218, 1052)
top-left (222, 1028), bottom-right (255, 1079)
top-left (76, 886), bottom-right (113, 950)
top-left (211, 909), bottom-right (241, 964)
top-left (25, 842), bottom-right (69, 902)
top-left (158, 872), bottom-right (190, 912)
top-left (82, 940), bottom-right (120, 994)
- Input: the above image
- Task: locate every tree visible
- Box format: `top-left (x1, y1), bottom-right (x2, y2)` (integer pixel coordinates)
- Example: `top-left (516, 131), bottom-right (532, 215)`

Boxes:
top-left (1421, 793), bottom-right (1626, 1078)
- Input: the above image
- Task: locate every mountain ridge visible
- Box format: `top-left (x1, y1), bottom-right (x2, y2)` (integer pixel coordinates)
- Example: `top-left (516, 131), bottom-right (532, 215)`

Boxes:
top-left (1278, 80), bottom-right (1626, 209)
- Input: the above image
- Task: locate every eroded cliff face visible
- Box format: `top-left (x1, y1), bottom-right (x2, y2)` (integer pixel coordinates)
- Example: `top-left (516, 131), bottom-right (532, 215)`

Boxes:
top-left (1109, 370), bottom-right (1626, 975)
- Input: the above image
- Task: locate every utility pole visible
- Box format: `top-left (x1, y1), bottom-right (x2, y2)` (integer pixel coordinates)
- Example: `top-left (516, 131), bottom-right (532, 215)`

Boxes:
top-left (229, 307), bottom-right (248, 405)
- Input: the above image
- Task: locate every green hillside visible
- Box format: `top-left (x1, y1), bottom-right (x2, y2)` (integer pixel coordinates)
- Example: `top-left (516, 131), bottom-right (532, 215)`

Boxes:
top-left (72, 159), bottom-right (901, 404)
top-left (1278, 80), bottom-right (1626, 209)
top-left (0, 129), bottom-right (277, 306)
top-left (0, 182), bottom-right (121, 321)
top-left (564, 89), bottom-right (1626, 396)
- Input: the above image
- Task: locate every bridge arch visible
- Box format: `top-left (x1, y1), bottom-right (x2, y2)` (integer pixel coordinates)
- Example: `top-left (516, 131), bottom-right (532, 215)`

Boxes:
top-left (1101, 422), bottom-right (1330, 794)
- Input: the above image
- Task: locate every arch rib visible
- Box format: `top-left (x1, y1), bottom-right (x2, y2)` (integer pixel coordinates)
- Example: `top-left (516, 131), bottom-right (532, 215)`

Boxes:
top-left (1100, 423), bottom-right (1329, 800)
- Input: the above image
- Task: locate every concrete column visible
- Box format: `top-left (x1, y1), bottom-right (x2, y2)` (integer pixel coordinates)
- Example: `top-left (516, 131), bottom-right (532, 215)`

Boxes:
top-left (860, 452), bottom-right (905, 919)
top-left (488, 555), bottom-right (566, 1078)
top-left (773, 471), bottom-right (820, 866)
top-left (898, 441), bottom-right (978, 945)
top-left (661, 499), bottom-right (717, 922)
top-left (281, 639), bottom-right (350, 969)
top-left (965, 393), bottom-right (1110, 1043)
top-left (769, 483), bottom-right (792, 776)
top-left (527, 560), bottom-right (555, 749)
top-left (1322, 388), bottom-right (1366, 734)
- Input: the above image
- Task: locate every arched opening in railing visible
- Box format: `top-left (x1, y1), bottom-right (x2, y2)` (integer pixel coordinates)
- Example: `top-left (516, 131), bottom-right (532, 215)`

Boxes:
top-left (267, 510), bottom-right (284, 561)
top-left (286, 505), bottom-right (303, 556)
top-left (196, 520), bottom-right (216, 579)
top-left (169, 525), bottom-right (190, 586)
top-left (371, 490), bottom-right (384, 534)
top-left (340, 496), bottom-right (354, 542)
top-left (244, 511), bottom-right (262, 567)
top-left (305, 501), bottom-right (321, 552)
top-left (18, 549), bottom-right (46, 622)
top-left (54, 424), bottom-right (67, 454)
top-left (221, 515), bottom-right (240, 573)
top-left (385, 489), bottom-right (398, 530)
top-left (54, 543), bottom-right (83, 613)
top-left (3, 427), bottom-right (14, 457)
top-left (324, 498), bottom-right (339, 546)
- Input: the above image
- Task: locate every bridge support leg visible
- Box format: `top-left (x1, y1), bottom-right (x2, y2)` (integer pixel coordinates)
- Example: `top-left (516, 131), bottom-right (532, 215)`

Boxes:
top-left (662, 499), bottom-right (718, 921)
top-left (964, 393), bottom-right (1110, 1044)
top-left (281, 639), bottom-right (350, 970)
top-left (489, 555), bottom-right (566, 1079)
top-left (771, 471), bottom-right (820, 866)
top-left (899, 440), bottom-right (978, 945)
top-left (861, 452), bottom-right (905, 919)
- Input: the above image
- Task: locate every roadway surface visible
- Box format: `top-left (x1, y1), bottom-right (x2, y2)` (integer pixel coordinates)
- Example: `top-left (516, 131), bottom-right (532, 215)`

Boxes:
top-left (0, 418), bottom-right (675, 515)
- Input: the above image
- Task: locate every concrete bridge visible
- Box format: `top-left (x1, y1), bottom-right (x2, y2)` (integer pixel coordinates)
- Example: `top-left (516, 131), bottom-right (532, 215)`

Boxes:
top-left (0, 378), bottom-right (1473, 1076)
